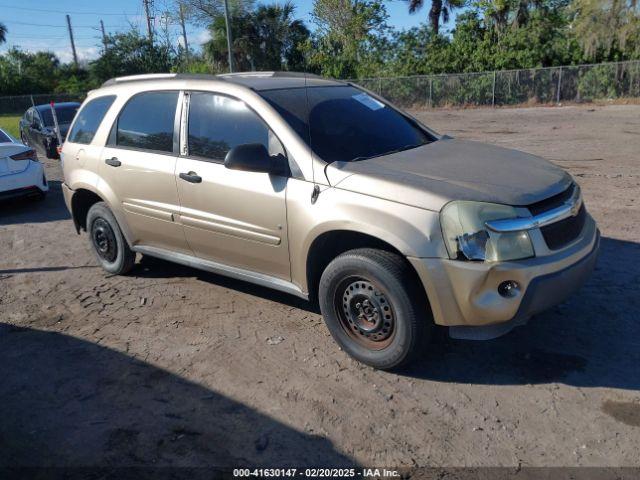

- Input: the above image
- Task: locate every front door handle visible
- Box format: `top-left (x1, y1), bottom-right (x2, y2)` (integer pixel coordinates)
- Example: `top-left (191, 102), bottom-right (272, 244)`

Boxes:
top-left (179, 171), bottom-right (202, 183)
top-left (105, 157), bottom-right (121, 167)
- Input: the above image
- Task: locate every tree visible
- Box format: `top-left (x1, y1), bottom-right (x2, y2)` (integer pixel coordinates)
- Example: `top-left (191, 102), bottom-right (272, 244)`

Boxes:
top-left (0, 22), bottom-right (6, 45)
top-left (307, 0), bottom-right (390, 77)
top-left (0, 48), bottom-right (60, 95)
top-left (570, 0), bottom-right (640, 60)
top-left (90, 31), bottom-right (176, 83)
top-left (203, 2), bottom-right (309, 71)
top-left (407, 0), bottom-right (466, 35)
top-left (182, 0), bottom-right (255, 25)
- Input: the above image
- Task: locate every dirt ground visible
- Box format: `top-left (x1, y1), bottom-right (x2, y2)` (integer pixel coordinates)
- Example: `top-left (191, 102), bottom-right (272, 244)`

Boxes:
top-left (1, 104), bottom-right (639, 469)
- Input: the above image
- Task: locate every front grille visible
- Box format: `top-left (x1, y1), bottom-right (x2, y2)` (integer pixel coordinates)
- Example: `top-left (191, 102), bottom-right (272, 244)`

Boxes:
top-left (540, 204), bottom-right (586, 250)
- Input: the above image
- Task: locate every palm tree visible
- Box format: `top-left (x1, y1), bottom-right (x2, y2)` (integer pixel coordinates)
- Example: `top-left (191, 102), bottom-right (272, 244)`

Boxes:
top-left (407, 0), bottom-right (466, 35)
top-left (0, 22), bottom-right (7, 45)
top-left (204, 1), bottom-right (309, 71)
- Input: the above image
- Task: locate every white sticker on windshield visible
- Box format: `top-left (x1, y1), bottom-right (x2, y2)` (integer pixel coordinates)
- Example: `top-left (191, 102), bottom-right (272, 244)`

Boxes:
top-left (352, 93), bottom-right (385, 111)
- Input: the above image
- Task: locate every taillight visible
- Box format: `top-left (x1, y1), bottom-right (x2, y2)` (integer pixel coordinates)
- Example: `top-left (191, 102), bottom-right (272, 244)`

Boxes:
top-left (10, 149), bottom-right (38, 162)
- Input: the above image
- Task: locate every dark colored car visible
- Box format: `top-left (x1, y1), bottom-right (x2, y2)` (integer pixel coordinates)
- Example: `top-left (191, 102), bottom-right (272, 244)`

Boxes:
top-left (19, 102), bottom-right (80, 159)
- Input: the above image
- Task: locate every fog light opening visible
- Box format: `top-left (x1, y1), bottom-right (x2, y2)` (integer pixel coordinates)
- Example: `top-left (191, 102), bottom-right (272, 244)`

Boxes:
top-left (498, 280), bottom-right (520, 298)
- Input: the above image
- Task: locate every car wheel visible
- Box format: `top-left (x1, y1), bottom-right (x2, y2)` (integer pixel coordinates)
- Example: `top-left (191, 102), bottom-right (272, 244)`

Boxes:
top-left (20, 131), bottom-right (29, 146)
top-left (319, 248), bottom-right (431, 370)
top-left (86, 202), bottom-right (135, 275)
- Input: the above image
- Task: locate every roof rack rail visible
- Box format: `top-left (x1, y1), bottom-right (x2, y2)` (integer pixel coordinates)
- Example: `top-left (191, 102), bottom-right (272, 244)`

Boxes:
top-left (102, 73), bottom-right (178, 87)
top-left (101, 71), bottom-right (325, 88)
top-left (216, 71), bottom-right (321, 79)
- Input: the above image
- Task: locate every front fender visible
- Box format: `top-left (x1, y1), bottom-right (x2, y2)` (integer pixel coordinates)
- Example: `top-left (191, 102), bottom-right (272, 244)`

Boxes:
top-left (286, 180), bottom-right (447, 293)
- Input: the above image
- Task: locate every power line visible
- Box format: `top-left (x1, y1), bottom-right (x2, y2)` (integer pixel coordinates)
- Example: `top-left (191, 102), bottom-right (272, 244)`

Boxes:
top-left (0, 4), bottom-right (136, 15)
top-left (8, 34), bottom-right (97, 39)
top-left (3, 20), bottom-right (129, 29)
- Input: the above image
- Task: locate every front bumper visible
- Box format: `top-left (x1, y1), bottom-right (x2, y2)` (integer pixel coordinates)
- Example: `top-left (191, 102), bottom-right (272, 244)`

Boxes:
top-left (408, 213), bottom-right (599, 329)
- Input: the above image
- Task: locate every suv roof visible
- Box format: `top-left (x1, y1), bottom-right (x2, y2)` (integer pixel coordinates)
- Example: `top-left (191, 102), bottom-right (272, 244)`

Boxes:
top-left (100, 71), bottom-right (345, 91)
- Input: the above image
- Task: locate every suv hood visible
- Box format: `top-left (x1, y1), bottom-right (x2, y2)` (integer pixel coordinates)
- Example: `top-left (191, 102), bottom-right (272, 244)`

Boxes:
top-left (325, 138), bottom-right (572, 211)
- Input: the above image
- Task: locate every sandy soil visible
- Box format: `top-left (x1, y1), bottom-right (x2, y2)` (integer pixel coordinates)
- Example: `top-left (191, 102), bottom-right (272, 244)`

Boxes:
top-left (1, 104), bottom-right (639, 468)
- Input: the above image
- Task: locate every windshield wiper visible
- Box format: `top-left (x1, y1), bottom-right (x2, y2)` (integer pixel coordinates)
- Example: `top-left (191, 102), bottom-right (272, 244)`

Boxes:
top-left (383, 143), bottom-right (424, 156)
top-left (348, 143), bottom-right (424, 162)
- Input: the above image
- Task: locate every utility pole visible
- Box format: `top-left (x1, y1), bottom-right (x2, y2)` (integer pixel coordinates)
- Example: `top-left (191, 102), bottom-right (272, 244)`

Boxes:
top-left (223, 0), bottom-right (234, 72)
top-left (66, 14), bottom-right (78, 67)
top-left (143, 0), bottom-right (154, 44)
top-left (100, 19), bottom-right (108, 52)
top-left (178, 2), bottom-right (189, 61)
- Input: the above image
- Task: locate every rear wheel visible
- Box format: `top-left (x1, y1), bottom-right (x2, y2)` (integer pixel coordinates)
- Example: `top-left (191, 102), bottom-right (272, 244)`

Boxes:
top-left (87, 202), bottom-right (135, 275)
top-left (319, 248), bottom-right (430, 370)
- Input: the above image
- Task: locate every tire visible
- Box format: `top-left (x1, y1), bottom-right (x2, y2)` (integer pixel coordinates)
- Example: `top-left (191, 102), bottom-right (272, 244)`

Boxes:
top-left (319, 248), bottom-right (431, 370)
top-left (86, 202), bottom-right (135, 275)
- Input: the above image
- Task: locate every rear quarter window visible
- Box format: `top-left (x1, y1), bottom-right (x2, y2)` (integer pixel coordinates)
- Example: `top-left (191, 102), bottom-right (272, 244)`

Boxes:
top-left (68, 96), bottom-right (116, 145)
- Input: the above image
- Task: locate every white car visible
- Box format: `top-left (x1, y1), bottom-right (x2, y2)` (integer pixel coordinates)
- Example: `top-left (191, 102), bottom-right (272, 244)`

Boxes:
top-left (0, 127), bottom-right (49, 201)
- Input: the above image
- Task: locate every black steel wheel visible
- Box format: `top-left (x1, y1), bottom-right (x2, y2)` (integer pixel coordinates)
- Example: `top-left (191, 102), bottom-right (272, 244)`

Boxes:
top-left (86, 202), bottom-right (135, 275)
top-left (336, 278), bottom-right (396, 350)
top-left (319, 248), bottom-right (431, 370)
top-left (91, 217), bottom-right (118, 263)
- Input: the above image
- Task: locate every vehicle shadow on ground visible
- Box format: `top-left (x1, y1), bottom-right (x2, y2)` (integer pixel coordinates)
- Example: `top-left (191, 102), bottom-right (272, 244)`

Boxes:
top-left (134, 255), bottom-right (319, 313)
top-left (0, 180), bottom-right (70, 225)
top-left (403, 236), bottom-right (640, 390)
top-left (0, 323), bottom-right (353, 468)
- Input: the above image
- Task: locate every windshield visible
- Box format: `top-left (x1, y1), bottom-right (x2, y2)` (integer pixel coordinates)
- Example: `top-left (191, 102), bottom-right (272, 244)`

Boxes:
top-left (260, 85), bottom-right (432, 163)
top-left (40, 106), bottom-right (78, 127)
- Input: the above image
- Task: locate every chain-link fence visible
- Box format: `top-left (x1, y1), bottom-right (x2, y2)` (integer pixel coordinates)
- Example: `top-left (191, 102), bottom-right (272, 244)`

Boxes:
top-left (349, 60), bottom-right (640, 109)
top-left (1, 60), bottom-right (639, 115)
top-left (0, 93), bottom-right (87, 116)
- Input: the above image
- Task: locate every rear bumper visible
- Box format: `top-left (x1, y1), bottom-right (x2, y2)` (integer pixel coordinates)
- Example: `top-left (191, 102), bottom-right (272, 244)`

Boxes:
top-left (0, 161), bottom-right (48, 200)
top-left (408, 214), bottom-right (599, 329)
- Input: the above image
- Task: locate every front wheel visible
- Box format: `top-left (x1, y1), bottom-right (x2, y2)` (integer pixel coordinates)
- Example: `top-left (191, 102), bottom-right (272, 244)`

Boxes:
top-left (319, 248), bottom-right (431, 370)
top-left (86, 202), bottom-right (135, 275)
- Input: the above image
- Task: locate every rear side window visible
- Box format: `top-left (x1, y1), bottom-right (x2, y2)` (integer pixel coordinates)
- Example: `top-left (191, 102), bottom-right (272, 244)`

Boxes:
top-left (188, 92), bottom-right (270, 161)
top-left (115, 91), bottom-right (178, 153)
top-left (0, 130), bottom-right (11, 143)
top-left (68, 96), bottom-right (115, 144)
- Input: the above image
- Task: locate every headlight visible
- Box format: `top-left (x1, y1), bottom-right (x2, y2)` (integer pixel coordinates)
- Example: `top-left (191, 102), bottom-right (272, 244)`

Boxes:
top-left (440, 201), bottom-right (534, 262)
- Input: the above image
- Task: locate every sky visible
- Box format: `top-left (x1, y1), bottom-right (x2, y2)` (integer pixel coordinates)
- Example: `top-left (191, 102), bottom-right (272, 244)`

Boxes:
top-left (0, 0), bottom-right (441, 64)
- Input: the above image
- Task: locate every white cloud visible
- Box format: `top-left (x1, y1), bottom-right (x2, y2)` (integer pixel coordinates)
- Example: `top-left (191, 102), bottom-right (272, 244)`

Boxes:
top-left (54, 46), bottom-right (101, 64)
top-left (195, 29), bottom-right (211, 44)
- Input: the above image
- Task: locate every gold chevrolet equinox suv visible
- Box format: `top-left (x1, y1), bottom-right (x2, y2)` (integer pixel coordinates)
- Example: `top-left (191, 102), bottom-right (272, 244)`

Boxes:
top-left (61, 72), bottom-right (599, 370)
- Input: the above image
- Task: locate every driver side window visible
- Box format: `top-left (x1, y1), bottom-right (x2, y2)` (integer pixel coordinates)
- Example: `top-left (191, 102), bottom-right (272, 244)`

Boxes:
top-left (187, 92), bottom-right (283, 162)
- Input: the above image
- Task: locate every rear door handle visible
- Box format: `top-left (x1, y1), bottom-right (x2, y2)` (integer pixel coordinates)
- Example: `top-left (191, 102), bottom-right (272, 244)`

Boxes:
top-left (179, 171), bottom-right (202, 183)
top-left (105, 157), bottom-right (121, 167)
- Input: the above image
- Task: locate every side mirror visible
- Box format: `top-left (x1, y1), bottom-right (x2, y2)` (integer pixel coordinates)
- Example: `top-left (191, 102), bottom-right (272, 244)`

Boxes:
top-left (224, 143), bottom-right (288, 176)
